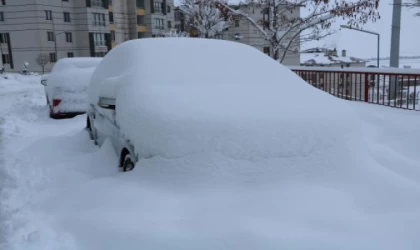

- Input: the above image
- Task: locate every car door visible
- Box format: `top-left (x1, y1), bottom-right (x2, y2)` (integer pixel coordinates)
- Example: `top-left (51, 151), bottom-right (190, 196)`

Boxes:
top-left (95, 97), bottom-right (124, 155)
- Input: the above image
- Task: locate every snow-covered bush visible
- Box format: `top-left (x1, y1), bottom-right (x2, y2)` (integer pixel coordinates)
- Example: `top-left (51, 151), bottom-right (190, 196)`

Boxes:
top-left (21, 62), bottom-right (29, 75)
top-left (164, 29), bottom-right (190, 37)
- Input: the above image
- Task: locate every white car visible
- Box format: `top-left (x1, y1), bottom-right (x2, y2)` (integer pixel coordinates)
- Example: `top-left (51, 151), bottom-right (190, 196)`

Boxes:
top-left (45, 57), bottom-right (102, 118)
top-left (87, 38), bottom-right (351, 171)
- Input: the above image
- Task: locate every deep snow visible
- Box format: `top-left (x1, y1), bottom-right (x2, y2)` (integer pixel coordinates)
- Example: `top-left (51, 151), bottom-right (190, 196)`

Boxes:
top-left (1, 73), bottom-right (420, 250)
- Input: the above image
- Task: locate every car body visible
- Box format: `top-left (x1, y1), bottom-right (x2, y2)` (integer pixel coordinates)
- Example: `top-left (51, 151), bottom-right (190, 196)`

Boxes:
top-left (40, 74), bottom-right (49, 102)
top-left (46, 57), bottom-right (102, 119)
top-left (87, 38), bottom-right (353, 172)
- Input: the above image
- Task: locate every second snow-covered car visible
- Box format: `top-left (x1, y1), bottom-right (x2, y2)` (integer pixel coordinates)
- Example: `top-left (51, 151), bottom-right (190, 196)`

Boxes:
top-left (46, 57), bottom-right (102, 118)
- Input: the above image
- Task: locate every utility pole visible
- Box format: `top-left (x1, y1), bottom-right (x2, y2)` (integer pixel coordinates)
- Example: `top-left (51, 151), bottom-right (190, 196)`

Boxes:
top-left (389, 0), bottom-right (402, 99)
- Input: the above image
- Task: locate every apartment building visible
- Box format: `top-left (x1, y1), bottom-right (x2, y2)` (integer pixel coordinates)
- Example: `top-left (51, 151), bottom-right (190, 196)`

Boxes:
top-left (174, 3), bottom-right (301, 66)
top-left (0, 0), bottom-right (174, 73)
top-left (109, 0), bottom-right (175, 47)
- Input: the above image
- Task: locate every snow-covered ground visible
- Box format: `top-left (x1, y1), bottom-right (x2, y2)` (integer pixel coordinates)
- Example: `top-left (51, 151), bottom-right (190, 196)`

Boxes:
top-left (1, 74), bottom-right (420, 250)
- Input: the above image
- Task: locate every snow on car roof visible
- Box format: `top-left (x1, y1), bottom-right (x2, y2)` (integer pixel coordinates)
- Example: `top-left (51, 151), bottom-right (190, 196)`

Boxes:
top-left (90, 38), bottom-right (359, 161)
top-left (47, 57), bottom-right (102, 91)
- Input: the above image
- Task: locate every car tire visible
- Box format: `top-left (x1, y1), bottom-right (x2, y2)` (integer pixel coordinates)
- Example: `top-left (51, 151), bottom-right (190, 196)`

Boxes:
top-left (122, 154), bottom-right (135, 172)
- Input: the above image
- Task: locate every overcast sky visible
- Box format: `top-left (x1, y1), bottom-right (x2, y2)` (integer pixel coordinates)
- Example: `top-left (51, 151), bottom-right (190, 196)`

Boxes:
top-left (302, 0), bottom-right (420, 59)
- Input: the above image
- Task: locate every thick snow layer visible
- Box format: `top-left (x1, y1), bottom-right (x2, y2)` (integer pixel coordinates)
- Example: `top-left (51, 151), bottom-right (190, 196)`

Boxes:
top-left (3, 58), bottom-right (420, 250)
top-left (47, 58), bottom-right (101, 113)
top-left (91, 38), bottom-right (359, 161)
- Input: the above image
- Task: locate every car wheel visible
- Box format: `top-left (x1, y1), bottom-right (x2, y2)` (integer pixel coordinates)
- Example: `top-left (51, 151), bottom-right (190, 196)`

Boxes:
top-left (122, 154), bottom-right (135, 172)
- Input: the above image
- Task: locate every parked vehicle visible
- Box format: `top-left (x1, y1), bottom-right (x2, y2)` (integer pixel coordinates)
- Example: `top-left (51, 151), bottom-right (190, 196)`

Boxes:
top-left (86, 38), bottom-right (334, 172)
top-left (45, 58), bottom-right (102, 119)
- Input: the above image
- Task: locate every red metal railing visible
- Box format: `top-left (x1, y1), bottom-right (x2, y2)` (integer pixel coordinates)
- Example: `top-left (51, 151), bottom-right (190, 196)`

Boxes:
top-left (288, 66), bottom-right (420, 111)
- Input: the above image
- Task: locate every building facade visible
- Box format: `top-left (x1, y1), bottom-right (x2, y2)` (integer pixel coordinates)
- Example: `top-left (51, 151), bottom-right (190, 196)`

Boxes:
top-left (0, 0), bottom-right (174, 73)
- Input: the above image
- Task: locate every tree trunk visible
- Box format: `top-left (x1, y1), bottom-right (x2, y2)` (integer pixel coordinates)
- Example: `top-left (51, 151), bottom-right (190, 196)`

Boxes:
top-left (273, 48), bottom-right (279, 61)
top-left (42, 66), bottom-right (45, 74)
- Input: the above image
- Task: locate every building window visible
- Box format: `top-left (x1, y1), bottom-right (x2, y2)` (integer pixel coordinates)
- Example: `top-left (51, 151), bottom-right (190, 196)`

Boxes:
top-left (47, 31), bottom-right (55, 41)
top-left (215, 34), bottom-right (223, 40)
top-left (0, 12), bottom-right (4, 22)
top-left (0, 33), bottom-right (8, 43)
top-left (94, 33), bottom-right (106, 46)
top-left (174, 24), bottom-right (181, 31)
top-left (263, 47), bottom-right (270, 55)
top-left (64, 12), bottom-right (71, 22)
top-left (137, 15), bottom-right (144, 25)
top-left (175, 11), bottom-right (181, 21)
top-left (92, 0), bottom-right (104, 7)
top-left (111, 31), bottom-right (115, 41)
top-left (154, 18), bottom-right (164, 30)
top-left (45, 10), bottom-right (53, 20)
top-left (1, 0), bottom-right (5, 5)
top-left (167, 6), bottom-right (171, 13)
top-left (136, 0), bottom-right (145, 8)
top-left (109, 12), bottom-right (114, 23)
top-left (93, 13), bottom-right (105, 26)
top-left (65, 32), bottom-right (72, 42)
top-left (2, 54), bottom-right (10, 64)
top-left (49, 53), bottom-right (57, 63)
top-left (63, 0), bottom-right (69, 2)
top-left (67, 52), bottom-right (74, 57)
top-left (167, 21), bottom-right (172, 29)
top-left (154, 1), bottom-right (163, 13)
top-left (235, 19), bottom-right (239, 27)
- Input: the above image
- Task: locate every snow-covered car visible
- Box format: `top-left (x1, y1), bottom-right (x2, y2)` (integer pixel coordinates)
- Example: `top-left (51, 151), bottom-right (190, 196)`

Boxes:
top-left (87, 38), bottom-right (354, 171)
top-left (46, 57), bottom-right (102, 119)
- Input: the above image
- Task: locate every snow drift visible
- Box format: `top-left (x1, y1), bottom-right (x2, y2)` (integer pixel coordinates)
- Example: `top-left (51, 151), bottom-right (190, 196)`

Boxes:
top-left (47, 58), bottom-right (102, 113)
top-left (2, 42), bottom-right (420, 250)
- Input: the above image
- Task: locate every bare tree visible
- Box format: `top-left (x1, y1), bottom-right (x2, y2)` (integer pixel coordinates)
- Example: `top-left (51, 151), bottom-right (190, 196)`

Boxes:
top-left (219, 0), bottom-right (380, 63)
top-left (179, 0), bottom-right (232, 38)
top-left (401, 0), bottom-right (420, 15)
top-left (36, 54), bottom-right (50, 74)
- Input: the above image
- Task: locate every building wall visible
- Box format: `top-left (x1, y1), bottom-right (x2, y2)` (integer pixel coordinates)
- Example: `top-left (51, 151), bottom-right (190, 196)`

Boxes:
top-left (0, 0), bottom-right (111, 73)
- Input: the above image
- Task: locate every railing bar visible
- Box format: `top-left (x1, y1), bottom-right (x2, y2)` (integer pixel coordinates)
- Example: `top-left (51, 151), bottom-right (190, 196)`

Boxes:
top-left (414, 76), bottom-right (417, 111)
top-left (382, 74), bottom-right (385, 105)
top-left (407, 75), bottom-right (410, 110)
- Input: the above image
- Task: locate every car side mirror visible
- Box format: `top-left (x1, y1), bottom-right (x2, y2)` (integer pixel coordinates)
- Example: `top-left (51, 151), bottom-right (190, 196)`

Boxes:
top-left (41, 80), bottom-right (47, 86)
top-left (98, 97), bottom-right (116, 110)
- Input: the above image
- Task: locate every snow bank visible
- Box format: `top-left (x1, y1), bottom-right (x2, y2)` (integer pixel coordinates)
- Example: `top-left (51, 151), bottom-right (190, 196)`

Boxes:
top-left (47, 58), bottom-right (101, 112)
top-left (90, 38), bottom-right (359, 161)
top-left (3, 64), bottom-right (420, 249)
